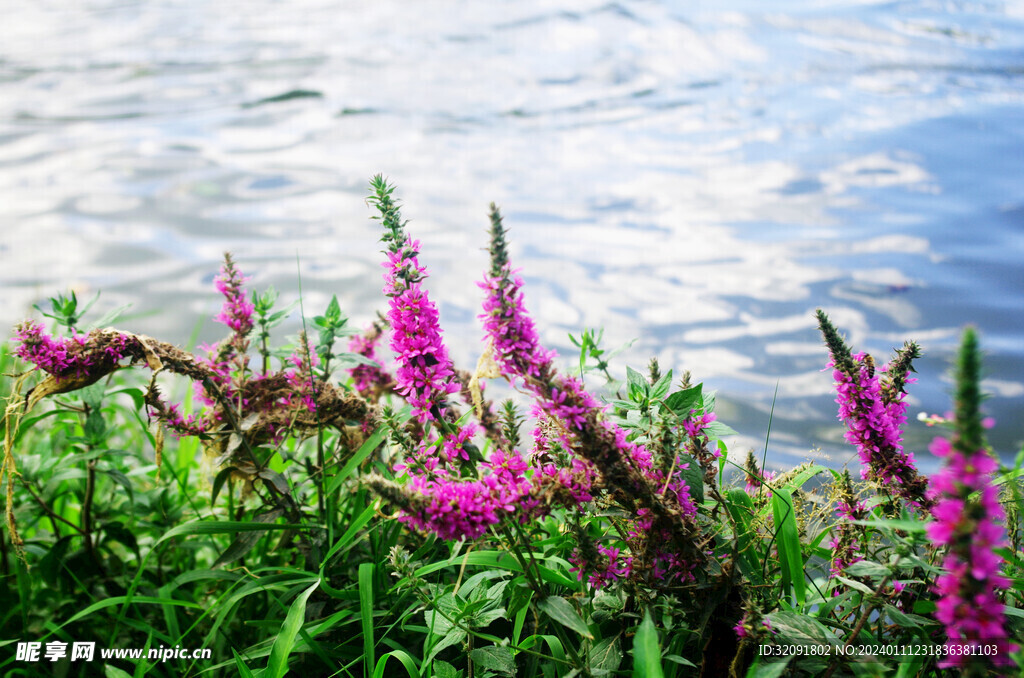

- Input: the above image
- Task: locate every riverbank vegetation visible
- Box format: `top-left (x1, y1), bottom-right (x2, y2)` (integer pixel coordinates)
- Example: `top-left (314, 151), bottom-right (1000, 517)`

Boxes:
top-left (2, 178), bottom-right (1021, 677)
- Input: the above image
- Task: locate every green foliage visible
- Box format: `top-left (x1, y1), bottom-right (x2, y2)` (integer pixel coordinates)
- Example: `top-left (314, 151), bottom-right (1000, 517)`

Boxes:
top-left (2, 191), bottom-right (1022, 678)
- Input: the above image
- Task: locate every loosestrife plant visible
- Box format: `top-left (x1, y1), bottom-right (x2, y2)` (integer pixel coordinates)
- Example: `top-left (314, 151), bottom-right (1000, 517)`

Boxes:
top-left (2, 177), bottom-right (1021, 678)
top-left (926, 328), bottom-right (1019, 673)
top-left (817, 310), bottom-right (930, 509)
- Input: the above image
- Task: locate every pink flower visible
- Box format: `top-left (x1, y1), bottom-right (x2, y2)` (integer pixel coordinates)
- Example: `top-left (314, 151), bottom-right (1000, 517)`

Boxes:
top-left (828, 353), bottom-right (928, 505)
top-left (12, 322), bottom-right (131, 379)
top-left (382, 237), bottom-right (460, 425)
top-left (477, 265), bottom-right (557, 383)
top-left (213, 256), bottom-right (254, 338)
top-left (477, 226), bottom-right (701, 586)
top-left (348, 324), bottom-right (393, 397)
top-left (926, 436), bottom-right (1018, 667)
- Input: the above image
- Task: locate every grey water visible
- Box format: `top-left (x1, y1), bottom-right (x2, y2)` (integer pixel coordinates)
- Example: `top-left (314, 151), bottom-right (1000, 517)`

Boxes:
top-left (2, 0), bottom-right (1023, 472)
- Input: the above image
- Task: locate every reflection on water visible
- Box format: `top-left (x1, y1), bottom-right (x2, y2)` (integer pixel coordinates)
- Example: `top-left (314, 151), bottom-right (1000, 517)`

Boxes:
top-left (2, 0), bottom-right (1023, 469)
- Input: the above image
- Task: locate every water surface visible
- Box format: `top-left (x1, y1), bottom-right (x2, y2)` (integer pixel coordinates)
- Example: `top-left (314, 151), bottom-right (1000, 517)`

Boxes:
top-left (3, 0), bottom-right (1023, 469)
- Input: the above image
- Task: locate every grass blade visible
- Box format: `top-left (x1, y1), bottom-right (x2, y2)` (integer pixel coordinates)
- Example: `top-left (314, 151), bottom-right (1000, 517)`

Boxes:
top-left (155, 519), bottom-right (305, 546)
top-left (263, 578), bottom-right (320, 678)
top-left (360, 562), bottom-right (375, 678)
top-left (771, 489), bottom-right (806, 607)
top-left (321, 504), bottom-right (377, 566)
top-left (326, 426), bottom-right (388, 495)
top-left (233, 649), bottom-right (257, 678)
top-left (372, 650), bottom-right (419, 678)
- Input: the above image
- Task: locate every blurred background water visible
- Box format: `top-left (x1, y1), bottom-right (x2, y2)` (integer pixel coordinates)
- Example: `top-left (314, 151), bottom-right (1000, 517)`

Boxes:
top-left (2, 0), bottom-right (1022, 471)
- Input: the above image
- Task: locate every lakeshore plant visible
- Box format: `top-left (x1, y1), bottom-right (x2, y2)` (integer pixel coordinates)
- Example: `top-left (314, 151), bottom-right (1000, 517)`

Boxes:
top-left (0, 178), bottom-right (1020, 677)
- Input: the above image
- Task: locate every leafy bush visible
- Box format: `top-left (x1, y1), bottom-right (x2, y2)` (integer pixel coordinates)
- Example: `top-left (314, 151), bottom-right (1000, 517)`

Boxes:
top-left (2, 177), bottom-right (1022, 677)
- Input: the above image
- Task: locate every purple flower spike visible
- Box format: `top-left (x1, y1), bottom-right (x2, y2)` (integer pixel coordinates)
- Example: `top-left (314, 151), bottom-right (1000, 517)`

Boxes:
top-left (478, 265), bottom-right (556, 383)
top-left (817, 311), bottom-right (929, 507)
top-left (926, 435), bottom-right (1018, 669)
top-left (214, 254), bottom-right (254, 338)
top-left (382, 236), bottom-right (460, 425)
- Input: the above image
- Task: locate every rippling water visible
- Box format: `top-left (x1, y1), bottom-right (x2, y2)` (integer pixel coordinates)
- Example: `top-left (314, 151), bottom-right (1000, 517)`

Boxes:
top-left (3, 0), bottom-right (1023, 468)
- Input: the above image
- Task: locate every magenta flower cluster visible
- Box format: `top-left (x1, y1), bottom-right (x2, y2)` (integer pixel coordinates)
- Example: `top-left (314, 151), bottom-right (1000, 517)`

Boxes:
top-left (830, 354), bottom-right (923, 503)
top-left (375, 233), bottom-right (533, 541)
top-left (926, 435), bottom-right (1018, 668)
top-left (392, 425), bottom-right (538, 541)
top-left (570, 545), bottom-right (632, 588)
top-left (348, 327), bottom-right (392, 397)
top-left (478, 247), bottom-right (699, 586)
top-left (477, 266), bottom-right (555, 382)
top-left (159, 402), bottom-right (205, 437)
top-left (214, 261), bottom-right (255, 337)
top-left (284, 337), bottom-right (320, 414)
top-left (13, 322), bottom-right (90, 377)
top-left (367, 188), bottom-right (701, 584)
top-left (382, 237), bottom-right (460, 425)
top-left (195, 256), bottom-right (255, 413)
top-left (12, 321), bottom-right (134, 380)
top-left (402, 474), bottom-right (512, 541)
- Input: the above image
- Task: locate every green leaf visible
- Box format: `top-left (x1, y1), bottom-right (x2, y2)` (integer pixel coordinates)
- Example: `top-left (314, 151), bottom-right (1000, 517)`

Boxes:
top-left (703, 419), bottom-right (738, 439)
top-left (432, 660), bottom-right (460, 678)
top-left (725, 489), bottom-right (763, 585)
top-left (326, 295), bottom-right (341, 320)
top-left (519, 634), bottom-right (566, 664)
top-left (590, 636), bottom-right (623, 673)
top-left (155, 519), bottom-right (305, 546)
top-left (632, 609), bottom-right (664, 678)
top-left (849, 518), bottom-right (927, 533)
top-left (233, 649), bottom-right (257, 678)
top-left (104, 665), bottom-right (133, 678)
top-left (321, 504), bottom-right (377, 566)
top-left (80, 382), bottom-right (105, 408)
top-left (55, 596), bottom-right (201, 633)
top-left (664, 654), bottom-right (696, 668)
top-left (843, 561), bottom-right (890, 579)
top-left (372, 650), bottom-right (420, 678)
top-left (651, 370), bottom-right (673, 399)
top-left (765, 611), bottom-right (840, 648)
top-left (884, 604), bottom-right (931, 629)
top-left (99, 467), bottom-right (134, 506)
top-left (538, 596), bottom-right (592, 639)
top-left (894, 655), bottom-right (926, 678)
top-left (913, 600), bottom-right (936, 615)
top-left (626, 366), bottom-right (648, 398)
top-left (211, 466), bottom-right (238, 506)
top-left (100, 521), bottom-right (138, 556)
top-left (834, 576), bottom-right (875, 595)
top-left (326, 426), bottom-right (388, 495)
top-left (424, 594), bottom-right (467, 664)
top-left (264, 578), bottom-right (320, 678)
top-left (745, 657), bottom-right (792, 678)
top-left (360, 563), bottom-right (376, 678)
top-left (212, 509), bottom-right (285, 568)
top-left (411, 550), bottom-right (578, 590)
top-left (778, 464), bottom-right (826, 491)
top-left (1003, 605), bottom-right (1024, 619)
top-left (469, 646), bottom-right (516, 675)
top-left (772, 489), bottom-right (806, 607)
top-left (664, 385), bottom-right (702, 417)
top-left (426, 627), bottom-right (467, 665)
top-left (676, 454), bottom-right (704, 504)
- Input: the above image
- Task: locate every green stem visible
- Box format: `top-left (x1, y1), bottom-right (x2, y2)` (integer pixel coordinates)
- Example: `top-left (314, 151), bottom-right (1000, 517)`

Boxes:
top-left (82, 458), bottom-right (105, 576)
